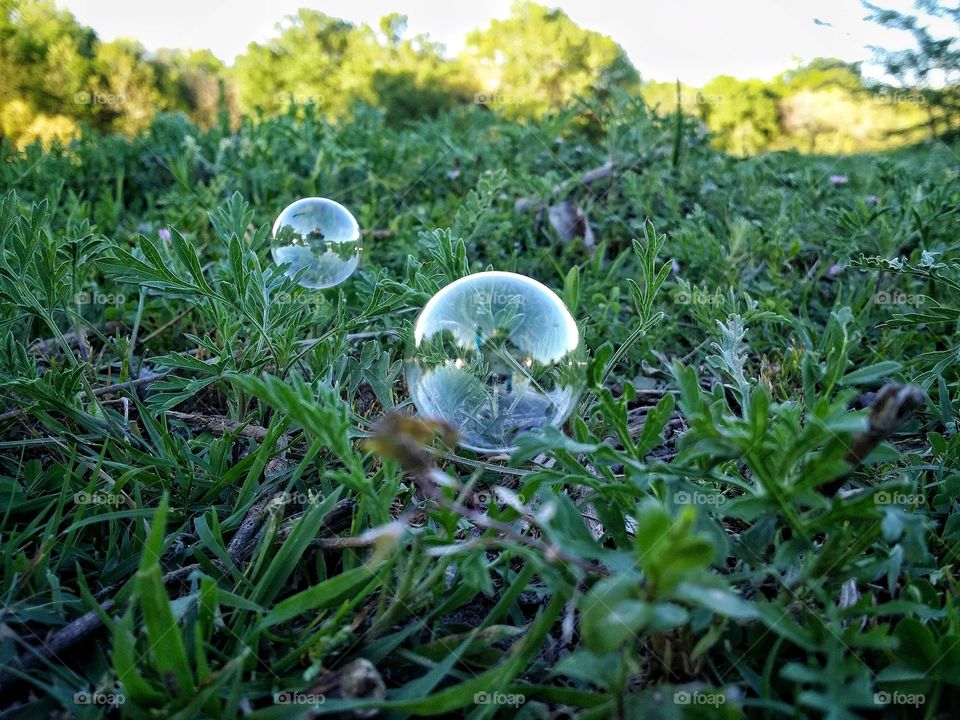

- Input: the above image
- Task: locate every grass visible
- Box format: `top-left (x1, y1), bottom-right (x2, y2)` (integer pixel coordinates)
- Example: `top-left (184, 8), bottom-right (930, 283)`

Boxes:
top-left (0, 96), bottom-right (959, 718)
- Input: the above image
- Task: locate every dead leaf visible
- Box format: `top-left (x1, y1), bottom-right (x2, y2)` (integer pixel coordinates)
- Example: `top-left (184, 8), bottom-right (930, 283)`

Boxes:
top-left (547, 201), bottom-right (595, 248)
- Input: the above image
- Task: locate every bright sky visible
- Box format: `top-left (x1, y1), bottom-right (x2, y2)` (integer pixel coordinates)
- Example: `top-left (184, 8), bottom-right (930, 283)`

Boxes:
top-left (58, 0), bottom-right (921, 85)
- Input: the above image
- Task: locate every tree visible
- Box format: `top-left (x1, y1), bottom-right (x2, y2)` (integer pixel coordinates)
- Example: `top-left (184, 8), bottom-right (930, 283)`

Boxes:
top-left (461, 1), bottom-right (639, 118)
top-left (699, 76), bottom-right (781, 155)
top-left (154, 48), bottom-right (233, 128)
top-left (233, 10), bottom-right (470, 122)
top-left (0, 0), bottom-right (98, 131)
top-left (93, 38), bottom-right (162, 134)
top-left (234, 11), bottom-right (356, 116)
top-left (0, 0), bottom-right (232, 143)
top-left (773, 59), bottom-right (929, 152)
top-left (0, 0), bottom-right (98, 146)
top-left (370, 14), bottom-right (475, 122)
top-left (776, 58), bottom-right (865, 93)
top-left (864, 0), bottom-right (960, 138)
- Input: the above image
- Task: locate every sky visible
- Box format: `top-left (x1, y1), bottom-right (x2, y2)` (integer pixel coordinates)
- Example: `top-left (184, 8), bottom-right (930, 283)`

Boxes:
top-left (57, 0), bottom-right (922, 85)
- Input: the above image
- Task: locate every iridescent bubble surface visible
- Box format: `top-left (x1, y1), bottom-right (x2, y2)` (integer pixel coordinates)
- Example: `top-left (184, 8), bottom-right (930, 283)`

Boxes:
top-left (270, 197), bottom-right (361, 289)
top-left (406, 271), bottom-right (584, 453)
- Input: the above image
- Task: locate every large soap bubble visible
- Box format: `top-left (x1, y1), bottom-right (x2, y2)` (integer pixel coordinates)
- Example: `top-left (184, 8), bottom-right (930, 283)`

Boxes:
top-left (406, 271), bottom-right (584, 453)
top-left (271, 197), bottom-right (361, 289)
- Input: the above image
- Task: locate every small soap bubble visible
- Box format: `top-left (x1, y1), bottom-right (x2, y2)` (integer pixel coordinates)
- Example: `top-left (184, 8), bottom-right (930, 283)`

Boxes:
top-left (271, 197), bottom-right (361, 289)
top-left (406, 271), bottom-right (584, 453)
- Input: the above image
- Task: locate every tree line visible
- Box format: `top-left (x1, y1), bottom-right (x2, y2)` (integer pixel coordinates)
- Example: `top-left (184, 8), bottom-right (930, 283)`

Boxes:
top-left (1, 0), bottom-right (955, 154)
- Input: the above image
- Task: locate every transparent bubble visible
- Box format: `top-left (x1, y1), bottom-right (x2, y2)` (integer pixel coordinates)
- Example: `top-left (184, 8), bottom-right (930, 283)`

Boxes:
top-left (406, 271), bottom-right (584, 453)
top-left (271, 197), bottom-right (361, 289)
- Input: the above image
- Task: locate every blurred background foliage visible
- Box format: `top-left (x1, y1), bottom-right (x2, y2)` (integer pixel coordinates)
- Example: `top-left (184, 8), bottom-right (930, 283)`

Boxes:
top-left (0, 0), bottom-right (957, 155)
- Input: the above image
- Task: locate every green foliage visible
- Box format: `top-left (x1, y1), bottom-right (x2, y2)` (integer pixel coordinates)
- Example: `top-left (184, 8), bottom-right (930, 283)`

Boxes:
top-left (233, 10), bottom-right (472, 122)
top-left (699, 75), bottom-right (782, 155)
top-left (864, 0), bottom-right (960, 138)
top-left (461, 0), bottom-right (639, 118)
top-left (232, 1), bottom-right (639, 124)
top-left (643, 57), bottom-right (933, 155)
top-left (0, 89), bottom-right (959, 719)
top-left (0, 0), bottom-right (231, 148)
top-left (1, 0), bottom-right (952, 157)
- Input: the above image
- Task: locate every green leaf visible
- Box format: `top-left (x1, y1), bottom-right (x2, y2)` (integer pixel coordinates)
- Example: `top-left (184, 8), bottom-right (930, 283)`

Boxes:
top-left (135, 494), bottom-right (196, 702)
top-left (250, 488), bottom-right (343, 606)
top-left (258, 565), bottom-right (377, 628)
top-left (580, 574), bottom-right (646, 652)
top-left (894, 618), bottom-right (939, 668)
top-left (563, 265), bottom-right (580, 315)
top-left (840, 361), bottom-right (902, 385)
top-left (112, 608), bottom-right (165, 705)
top-left (311, 592), bottom-right (568, 716)
top-left (755, 601), bottom-right (816, 652)
top-left (552, 648), bottom-right (620, 690)
top-left (672, 582), bottom-right (757, 619)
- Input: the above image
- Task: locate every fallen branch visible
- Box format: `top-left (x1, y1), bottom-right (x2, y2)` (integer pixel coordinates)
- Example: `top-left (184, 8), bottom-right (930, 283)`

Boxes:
top-left (28, 322), bottom-right (123, 357)
top-left (166, 411), bottom-right (271, 441)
